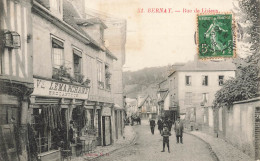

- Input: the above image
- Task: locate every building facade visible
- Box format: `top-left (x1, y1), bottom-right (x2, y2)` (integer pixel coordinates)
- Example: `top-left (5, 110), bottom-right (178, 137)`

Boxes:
top-left (168, 60), bottom-right (236, 131)
top-left (84, 9), bottom-right (127, 141)
top-left (137, 95), bottom-right (157, 119)
top-left (0, 0), bottom-right (33, 160)
top-left (0, 0), bottom-right (126, 160)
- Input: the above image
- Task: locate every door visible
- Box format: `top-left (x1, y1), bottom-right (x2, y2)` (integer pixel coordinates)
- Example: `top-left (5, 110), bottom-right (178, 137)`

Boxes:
top-left (102, 116), bottom-right (111, 146)
top-left (97, 110), bottom-right (102, 146)
top-left (0, 124), bottom-right (18, 161)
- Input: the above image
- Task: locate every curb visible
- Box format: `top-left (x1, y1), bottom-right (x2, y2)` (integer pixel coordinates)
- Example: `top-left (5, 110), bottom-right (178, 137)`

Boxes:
top-left (184, 131), bottom-right (220, 161)
top-left (86, 126), bottom-right (137, 161)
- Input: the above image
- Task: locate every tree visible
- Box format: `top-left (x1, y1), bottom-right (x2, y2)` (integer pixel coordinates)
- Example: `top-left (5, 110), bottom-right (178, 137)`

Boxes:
top-left (213, 0), bottom-right (260, 108)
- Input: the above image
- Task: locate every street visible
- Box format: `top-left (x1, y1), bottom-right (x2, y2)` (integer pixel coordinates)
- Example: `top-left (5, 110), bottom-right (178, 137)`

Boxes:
top-left (94, 123), bottom-right (214, 161)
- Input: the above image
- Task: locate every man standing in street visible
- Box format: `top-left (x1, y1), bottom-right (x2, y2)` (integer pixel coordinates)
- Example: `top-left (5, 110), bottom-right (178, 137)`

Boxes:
top-left (161, 126), bottom-right (171, 153)
top-left (157, 118), bottom-right (163, 134)
top-left (174, 116), bottom-right (184, 144)
top-left (167, 118), bottom-right (173, 131)
top-left (149, 119), bottom-right (156, 134)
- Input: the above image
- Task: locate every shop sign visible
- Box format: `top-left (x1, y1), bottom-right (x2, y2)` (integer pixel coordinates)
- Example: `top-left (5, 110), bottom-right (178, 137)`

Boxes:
top-left (32, 78), bottom-right (90, 99)
top-left (102, 107), bottom-right (111, 116)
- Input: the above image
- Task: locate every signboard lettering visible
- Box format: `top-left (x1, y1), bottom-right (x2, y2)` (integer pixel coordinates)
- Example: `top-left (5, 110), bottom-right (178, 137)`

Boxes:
top-left (32, 78), bottom-right (90, 99)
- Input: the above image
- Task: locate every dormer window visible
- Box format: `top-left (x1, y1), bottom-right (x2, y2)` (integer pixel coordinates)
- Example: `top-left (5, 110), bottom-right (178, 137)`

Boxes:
top-left (50, 0), bottom-right (63, 19)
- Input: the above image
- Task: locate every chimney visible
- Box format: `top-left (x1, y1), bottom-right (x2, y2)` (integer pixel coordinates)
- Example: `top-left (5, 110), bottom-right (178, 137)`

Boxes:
top-left (67, 0), bottom-right (85, 18)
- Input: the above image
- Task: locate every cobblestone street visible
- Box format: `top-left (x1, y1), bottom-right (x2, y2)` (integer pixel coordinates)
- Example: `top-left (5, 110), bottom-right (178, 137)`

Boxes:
top-left (94, 123), bottom-right (214, 161)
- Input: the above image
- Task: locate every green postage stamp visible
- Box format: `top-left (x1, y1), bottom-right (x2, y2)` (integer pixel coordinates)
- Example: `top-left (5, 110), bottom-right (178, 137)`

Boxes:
top-left (197, 14), bottom-right (235, 59)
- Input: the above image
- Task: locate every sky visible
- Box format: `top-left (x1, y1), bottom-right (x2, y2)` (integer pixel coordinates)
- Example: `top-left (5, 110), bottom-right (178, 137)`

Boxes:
top-left (84, 0), bottom-right (235, 71)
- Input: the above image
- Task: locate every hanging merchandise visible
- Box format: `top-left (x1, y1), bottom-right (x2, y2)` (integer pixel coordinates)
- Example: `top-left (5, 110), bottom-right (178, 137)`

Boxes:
top-left (72, 106), bottom-right (87, 135)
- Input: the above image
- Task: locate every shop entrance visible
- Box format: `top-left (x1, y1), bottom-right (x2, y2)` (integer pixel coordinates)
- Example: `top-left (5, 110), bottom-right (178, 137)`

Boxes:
top-left (102, 116), bottom-right (111, 146)
top-left (0, 105), bottom-right (19, 161)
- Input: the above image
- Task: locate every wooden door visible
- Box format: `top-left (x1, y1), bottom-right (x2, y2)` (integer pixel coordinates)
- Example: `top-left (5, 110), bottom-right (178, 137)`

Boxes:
top-left (0, 124), bottom-right (18, 161)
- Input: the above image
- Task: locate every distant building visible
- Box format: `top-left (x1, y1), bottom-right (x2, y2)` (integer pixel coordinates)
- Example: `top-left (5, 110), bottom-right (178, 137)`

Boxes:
top-left (125, 98), bottom-right (138, 117)
top-left (137, 95), bottom-right (157, 119)
top-left (168, 60), bottom-right (236, 131)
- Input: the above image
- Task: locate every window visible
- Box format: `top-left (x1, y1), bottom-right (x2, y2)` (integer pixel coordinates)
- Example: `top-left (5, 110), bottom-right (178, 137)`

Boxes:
top-left (185, 76), bottom-right (191, 86)
top-left (73, 49), bottom-right (82, 82)
top-left (202, 93), bottom-right (209, 103)
top-left (105, 64), bottom-right (111, 90)
top-left (219, 75), bottom-right (224, 86)
top-left (97, 60), bottom-right (104, 89)
top-left (0, 106), bottom-right (18, 125)
top-left (52, 38), bottom-right (64, 69)
top-left (185, 92), bottom-right (192, 105)
top-left (202, 75), bottom-right (208, 86)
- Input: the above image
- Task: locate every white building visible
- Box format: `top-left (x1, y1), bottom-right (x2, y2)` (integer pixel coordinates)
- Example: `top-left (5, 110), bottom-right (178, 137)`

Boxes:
top-left (168, 59), bottom-right (236, 130)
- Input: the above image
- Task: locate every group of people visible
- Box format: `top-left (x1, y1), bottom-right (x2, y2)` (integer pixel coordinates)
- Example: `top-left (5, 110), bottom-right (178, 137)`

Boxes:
top-left (149, 117), bottom-right (184, 153)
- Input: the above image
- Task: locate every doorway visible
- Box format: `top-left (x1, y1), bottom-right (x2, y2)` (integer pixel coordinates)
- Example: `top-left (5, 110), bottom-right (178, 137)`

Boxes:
top-left (102, 116), bottom-right (111, 146)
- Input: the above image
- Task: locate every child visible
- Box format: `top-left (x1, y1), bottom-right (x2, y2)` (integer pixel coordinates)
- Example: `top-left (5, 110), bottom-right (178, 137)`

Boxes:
top-left (161, 126), bottom-right (171, 153)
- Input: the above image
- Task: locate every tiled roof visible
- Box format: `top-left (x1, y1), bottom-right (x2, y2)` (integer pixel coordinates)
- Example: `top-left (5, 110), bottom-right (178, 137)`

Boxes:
top-left (178, 60), bottom-right (236, 71)
top-left (63, 0), bottom-right (103, 50)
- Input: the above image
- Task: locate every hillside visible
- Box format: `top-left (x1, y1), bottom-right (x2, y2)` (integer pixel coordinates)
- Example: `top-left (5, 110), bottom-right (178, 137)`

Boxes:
top-left (123, 66), bottom-right (168, 98)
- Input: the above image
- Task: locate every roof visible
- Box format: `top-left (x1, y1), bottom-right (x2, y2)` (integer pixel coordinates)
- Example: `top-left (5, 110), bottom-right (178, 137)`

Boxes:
top-left (75, 17), bottom-right (108, 29)
top-left (177, 60), bottom-right (236, 71)
top-left (158, 90), bottom-right (169, 102)
top-left (138, 95), bottom-right (150, 108)
top-left (105, 47), bottom-right (118, 60)
top-left (63, 0), bottom-right (104, 50)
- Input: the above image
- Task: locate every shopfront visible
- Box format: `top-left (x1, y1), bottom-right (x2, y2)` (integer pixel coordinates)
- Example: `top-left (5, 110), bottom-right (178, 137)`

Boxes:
top-left (29, 77), bottom-right (90, 160)
top-left (0, 81), bottom-right (34, 161)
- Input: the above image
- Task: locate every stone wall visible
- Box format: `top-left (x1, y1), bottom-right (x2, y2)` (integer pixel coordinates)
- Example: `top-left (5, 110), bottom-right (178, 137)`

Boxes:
top-left (215, 97), bottom-right (260, 159)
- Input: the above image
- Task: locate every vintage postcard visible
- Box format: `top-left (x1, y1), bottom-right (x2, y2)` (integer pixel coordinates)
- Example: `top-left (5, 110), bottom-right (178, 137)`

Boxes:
top-left (0, 0), bottom-right (259, 161)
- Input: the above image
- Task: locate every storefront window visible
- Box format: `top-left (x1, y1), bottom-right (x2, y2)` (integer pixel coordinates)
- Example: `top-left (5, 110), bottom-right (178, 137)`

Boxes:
top-left (31, 105), bottom-right (67, 153)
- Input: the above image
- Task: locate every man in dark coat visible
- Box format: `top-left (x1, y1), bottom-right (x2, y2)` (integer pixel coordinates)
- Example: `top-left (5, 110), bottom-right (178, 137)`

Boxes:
top-left (161, 126), bottom-right (171, 153)
top-left (157, 118), bottom-right (163, 134)
top-left (167, 118), bottom-right (173, 131)
top-left (174, 117), bottom-right (184, 144)
top-left (149, 119), bottom-right (156, 134)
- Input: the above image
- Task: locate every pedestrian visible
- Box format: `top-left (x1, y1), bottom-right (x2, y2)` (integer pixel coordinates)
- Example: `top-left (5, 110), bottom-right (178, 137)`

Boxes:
top-left (157, 118), bottom-right (163, 134)
top-left (174, 116), bottom-right (184, 144)
top-left (167, 118), bottom-right (173, 131)
top-left (149, 119), bottom-right (156, 134)
top-left (161, 126), bottom-right (171, 153)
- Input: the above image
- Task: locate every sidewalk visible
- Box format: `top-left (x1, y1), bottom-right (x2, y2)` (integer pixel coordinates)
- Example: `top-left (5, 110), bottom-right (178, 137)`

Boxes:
top-left (71, 125), bottom-right (136, 161)
top-left (188, 131), bottom-right (254, 161)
